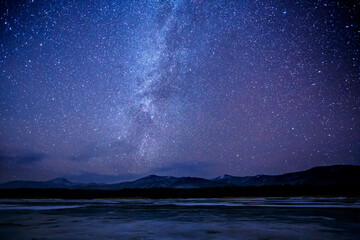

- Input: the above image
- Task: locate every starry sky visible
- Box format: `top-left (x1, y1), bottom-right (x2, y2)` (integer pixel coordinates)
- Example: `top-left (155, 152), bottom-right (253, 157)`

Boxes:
top-left (0, 0), bottom-right (359, 183)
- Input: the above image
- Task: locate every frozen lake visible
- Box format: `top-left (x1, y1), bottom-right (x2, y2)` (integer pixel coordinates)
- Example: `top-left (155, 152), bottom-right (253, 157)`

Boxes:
top-left (0, 197), bottom-right (359, 239)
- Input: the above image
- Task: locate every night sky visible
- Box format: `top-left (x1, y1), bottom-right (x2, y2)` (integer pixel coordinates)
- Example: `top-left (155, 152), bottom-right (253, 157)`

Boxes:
top-left (1, 0), bottom-right (359, 183)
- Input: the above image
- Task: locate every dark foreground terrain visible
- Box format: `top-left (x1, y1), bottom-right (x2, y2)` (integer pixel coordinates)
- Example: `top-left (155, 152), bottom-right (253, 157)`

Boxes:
top-left (1, 184), bottom-right (359, 199)
top-left (0, 198), bottom-right (359, 240)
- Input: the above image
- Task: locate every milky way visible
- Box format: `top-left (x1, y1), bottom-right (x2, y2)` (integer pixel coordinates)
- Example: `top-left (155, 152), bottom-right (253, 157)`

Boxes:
top-left (0, 0), bottom-right (359, 182)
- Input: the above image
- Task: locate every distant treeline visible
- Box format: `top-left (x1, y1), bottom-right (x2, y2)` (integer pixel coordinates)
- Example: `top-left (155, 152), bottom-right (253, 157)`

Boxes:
top-left (1, 185), bottom-right (359, 199)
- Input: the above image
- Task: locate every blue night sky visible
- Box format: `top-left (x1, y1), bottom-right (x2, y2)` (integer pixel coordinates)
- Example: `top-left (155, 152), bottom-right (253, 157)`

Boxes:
top-left (0, 0), bottom-right (359, 183)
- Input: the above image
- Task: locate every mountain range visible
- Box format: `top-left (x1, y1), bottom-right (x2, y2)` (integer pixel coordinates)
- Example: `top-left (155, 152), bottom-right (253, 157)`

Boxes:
top-left (1, 165), bottom-right (359, 190)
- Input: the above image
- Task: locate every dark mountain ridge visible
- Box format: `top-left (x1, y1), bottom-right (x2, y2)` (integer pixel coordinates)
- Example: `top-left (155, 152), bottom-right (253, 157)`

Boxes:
top-left (1, 165), bottom-right (359, 190)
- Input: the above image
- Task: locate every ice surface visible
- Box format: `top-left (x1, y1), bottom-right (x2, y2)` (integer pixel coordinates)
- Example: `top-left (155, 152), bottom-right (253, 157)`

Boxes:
top-left (0, 197), bottom-right (359, 239)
